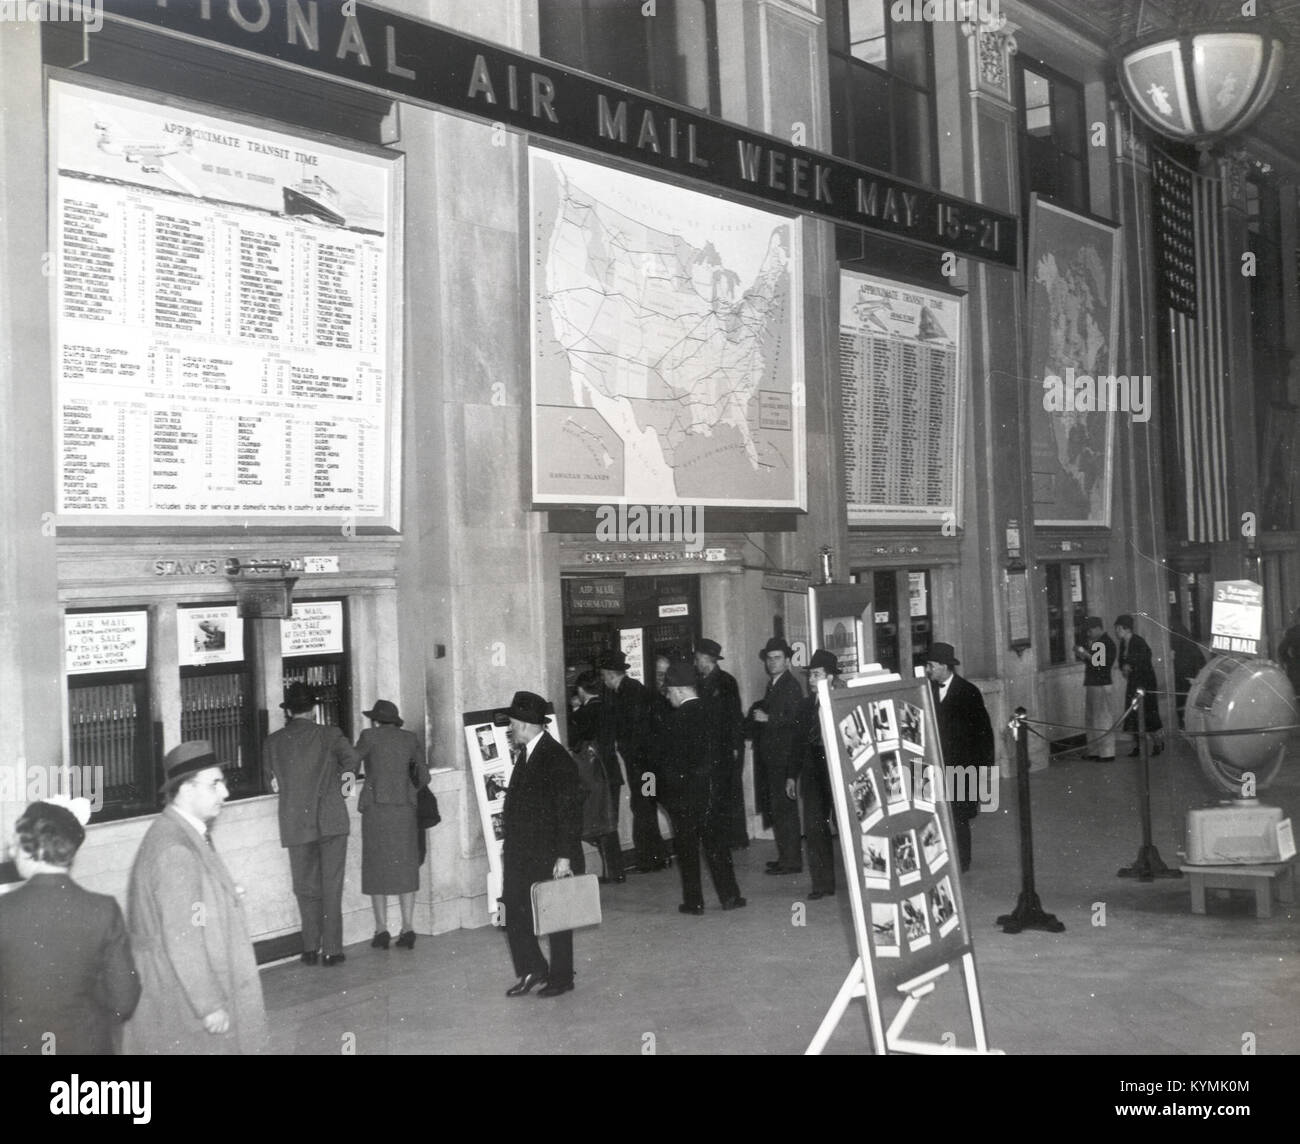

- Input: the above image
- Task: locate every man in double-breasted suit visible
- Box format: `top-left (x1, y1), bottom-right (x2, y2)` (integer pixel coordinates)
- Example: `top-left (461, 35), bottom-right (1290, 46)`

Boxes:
top-left (263, 681), bottom-right (361, 965)
top-left (499, 691), bottom-right (584, 999)
top-left (0, 799), bottom-right (140, 1055)
top-left (750, 636), bottom-right (805, 875)
top-left (124, 741), bottom-right (268, 1054)
top-left (926, 642), bottom-right (994, 873)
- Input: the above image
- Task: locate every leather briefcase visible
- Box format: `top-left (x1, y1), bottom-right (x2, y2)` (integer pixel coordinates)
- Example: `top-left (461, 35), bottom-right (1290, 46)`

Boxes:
top-left (531, 874), bottom-right (602, 937)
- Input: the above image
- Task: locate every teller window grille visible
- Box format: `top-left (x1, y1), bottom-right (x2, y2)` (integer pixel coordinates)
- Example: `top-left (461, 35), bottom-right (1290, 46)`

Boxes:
top-left (1043, 560), bottom-right (1088, 665)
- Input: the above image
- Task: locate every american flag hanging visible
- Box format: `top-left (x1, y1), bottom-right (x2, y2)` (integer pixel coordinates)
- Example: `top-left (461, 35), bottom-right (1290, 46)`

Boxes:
top-left (1152, 150), bottom-right (1231, 544)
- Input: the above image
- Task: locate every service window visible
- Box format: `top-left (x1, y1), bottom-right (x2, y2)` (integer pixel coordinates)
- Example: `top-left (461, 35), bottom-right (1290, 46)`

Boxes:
top-left (281, 598), bottom-right (351, 736)
top-left (1043, 561), bottom-right (1088, 664)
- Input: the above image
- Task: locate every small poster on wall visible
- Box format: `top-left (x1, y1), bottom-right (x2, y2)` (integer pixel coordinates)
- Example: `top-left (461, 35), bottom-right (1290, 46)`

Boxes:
top-left (178, 605), bottom-right (243, 667)
top-left (282, 600), bottom-right (344, 657)
top-left (65, 610), bottom-right (149, 675)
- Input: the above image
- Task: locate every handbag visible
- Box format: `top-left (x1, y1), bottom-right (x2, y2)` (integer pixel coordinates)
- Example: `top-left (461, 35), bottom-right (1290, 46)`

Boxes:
top-left (410, 757), bottom-right (441, 829)
top-left (531, 873), bottom-right (602, 936)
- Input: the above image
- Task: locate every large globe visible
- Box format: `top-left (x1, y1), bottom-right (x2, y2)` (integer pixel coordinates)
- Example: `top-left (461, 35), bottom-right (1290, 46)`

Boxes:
top-left (1184, 655), bottom-right (1296, 799)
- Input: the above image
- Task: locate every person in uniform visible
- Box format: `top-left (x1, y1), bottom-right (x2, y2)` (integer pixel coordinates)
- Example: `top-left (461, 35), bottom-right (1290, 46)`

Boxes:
top-left (790, 649), bottom-right (841, 899)
top-left (357, 699), bottom-right (428, 951)
top-left (750, 636), bottom-right (805, 876)
top-left (499, 691), bottom-right (584, 998)
top-left (262, 681), bottom-right (362, 966)
top-left (658, 662), bottom-right (745, 915)
top-left (694, 638), bottom-right (747, 849)
top-left (124, 741), bottom-right (268, 1054)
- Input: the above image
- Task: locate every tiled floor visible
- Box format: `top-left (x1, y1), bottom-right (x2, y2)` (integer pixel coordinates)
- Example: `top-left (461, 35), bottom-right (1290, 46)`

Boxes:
top-left (263, 736), bottom-right (1300, 1055)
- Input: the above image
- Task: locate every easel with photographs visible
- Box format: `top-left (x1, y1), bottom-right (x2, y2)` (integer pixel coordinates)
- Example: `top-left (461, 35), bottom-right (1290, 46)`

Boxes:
top-left (463, 704), bottom-right (560, 926)
top-left (806, 673), bottom-right (998, 1055)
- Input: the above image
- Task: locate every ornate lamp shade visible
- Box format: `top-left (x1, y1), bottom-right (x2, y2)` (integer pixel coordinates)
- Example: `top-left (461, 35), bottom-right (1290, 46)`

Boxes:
top-left (1118, 28), bottom-right (1285, 145)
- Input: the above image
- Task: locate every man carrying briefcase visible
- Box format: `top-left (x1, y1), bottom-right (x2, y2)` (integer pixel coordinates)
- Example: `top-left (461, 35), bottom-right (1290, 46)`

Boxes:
top-left (498, 691), bottom-right (585, 999)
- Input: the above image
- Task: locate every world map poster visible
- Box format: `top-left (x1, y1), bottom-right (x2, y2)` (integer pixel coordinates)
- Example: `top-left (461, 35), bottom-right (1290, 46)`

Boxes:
top-left (529, 148), bottom-right (805, 509)
top-left (1026, 197), bottom-right (1122, 527)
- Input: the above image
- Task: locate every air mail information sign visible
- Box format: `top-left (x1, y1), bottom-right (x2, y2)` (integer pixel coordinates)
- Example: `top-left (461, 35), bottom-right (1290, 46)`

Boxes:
top-left (99, 0), bottom-right (1018, 268)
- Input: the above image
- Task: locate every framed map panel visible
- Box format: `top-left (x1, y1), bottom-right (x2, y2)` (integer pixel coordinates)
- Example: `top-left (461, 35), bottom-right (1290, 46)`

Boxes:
top-left (529, 147), bottom-right (806, 510)
top-left (1026, 197), bottom-right (1122, 528)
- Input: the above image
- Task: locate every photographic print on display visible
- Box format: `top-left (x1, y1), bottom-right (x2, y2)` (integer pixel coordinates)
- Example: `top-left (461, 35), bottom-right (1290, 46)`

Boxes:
top-left (871, 902), bottom-right (900, 958)
top-left (851, 768), bottom-right (883, 831)
top-left (920, 819), bottom-right (948, 873)
top-left (483, 769), bottom-right (508, 803)
top-left (491, 811), bottom-right (505, 841)
top-left (914, 761), bottom-right (940, 813)
top-left (864, 835), bottom-right (891, 889)
top-left (869, 699), bottom-right (898, 744)
top-left (475, 724), bottom-right (500, 762)
top-left (881, 750), bottom-right (909, 814)
top-left (899, 702), bottom-right (924, 752)
top-left (903, 893), bottom-right (932, 951)
top-left (840, 705), bottom-right (871, 762)
top-left (893, 830), bottom-right (921, 886)
top-left (930, 877), bottom-right (958, 937)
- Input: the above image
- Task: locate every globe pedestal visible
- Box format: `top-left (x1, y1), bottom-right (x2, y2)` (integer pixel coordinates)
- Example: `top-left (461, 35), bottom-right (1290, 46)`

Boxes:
top-left (1186, 802), bottom-right (1293, 865)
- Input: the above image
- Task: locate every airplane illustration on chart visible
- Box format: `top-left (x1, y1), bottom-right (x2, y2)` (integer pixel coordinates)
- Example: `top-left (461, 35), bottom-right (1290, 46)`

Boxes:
top-left (93, 120), bottom-right (201, 196)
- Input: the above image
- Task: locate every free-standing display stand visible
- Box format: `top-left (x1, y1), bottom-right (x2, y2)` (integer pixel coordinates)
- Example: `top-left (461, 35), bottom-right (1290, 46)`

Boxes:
top-left (806, 673), bottom-right (999, 1055)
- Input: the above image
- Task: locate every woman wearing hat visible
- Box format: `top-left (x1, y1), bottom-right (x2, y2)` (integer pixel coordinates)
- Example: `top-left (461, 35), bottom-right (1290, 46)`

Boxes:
top-left (357, 700), bottom-right (429, 950)
top-left (0, 798), bottom-right (141, 1054)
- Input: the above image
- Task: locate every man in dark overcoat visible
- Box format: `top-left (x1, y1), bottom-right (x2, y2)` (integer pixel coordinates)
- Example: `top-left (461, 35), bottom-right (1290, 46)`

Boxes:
top-left (926, 642), bottom-right (994, 872)
top-left (1115, 614), bottom-right (1163, 755)
top-left (262, 681), bottom-right (361, 965)
top-left (596, 650), bottom-right (669, 873)
top-left (657, 662), bottom-right (745, 915)
top-left (499, 691), bottom-right (585, 998)
top-left (568, 670), bottom-right (623, 883)
top-left (695, 638), bottom-right (747, 848)
top-left (790, 649), bottom-right (841, 899)
top-left (750, 636), bottom-right (805, 876)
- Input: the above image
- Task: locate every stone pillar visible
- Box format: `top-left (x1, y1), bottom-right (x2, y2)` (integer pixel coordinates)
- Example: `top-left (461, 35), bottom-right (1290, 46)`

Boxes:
top-left (0, 24), bottom-right (62, 837)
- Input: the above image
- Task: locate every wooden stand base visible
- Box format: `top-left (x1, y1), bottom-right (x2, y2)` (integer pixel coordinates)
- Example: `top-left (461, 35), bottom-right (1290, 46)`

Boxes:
top-left (1180, 861), bottom-right (1296, 919)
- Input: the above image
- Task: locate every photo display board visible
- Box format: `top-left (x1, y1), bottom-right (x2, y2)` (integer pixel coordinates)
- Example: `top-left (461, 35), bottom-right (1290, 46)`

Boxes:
top-left (839, 270), bottom-right (964, 526)
top-left (813, 673), bottom-right (991, 1053)
top-left (50, 78), bottom-right (403, 529)
top-left (464, 709), bottom-right (516, 926)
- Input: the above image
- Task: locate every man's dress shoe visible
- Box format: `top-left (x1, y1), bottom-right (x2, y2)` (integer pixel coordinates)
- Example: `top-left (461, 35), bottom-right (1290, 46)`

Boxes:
top-left (598, 875), bottom-right (626, 885)
top-left (765, 860), bottom-right (783, 870)
top-left (537, 981), bottom-right (574, 997)
top-left (300, 951), bottom-right (319, 966)
top-left (322, 953), bottom-right (346, 967)
top-left (678, 902), bottom-right (704, 916)
top-left (720, 897), bottom-right (747, 911)
top-left (765, 866), bottom-right (801, 875)
top-left (808, 890), bottom-right (835, 900)
top-left (506, 972), bottom-right (546, 997)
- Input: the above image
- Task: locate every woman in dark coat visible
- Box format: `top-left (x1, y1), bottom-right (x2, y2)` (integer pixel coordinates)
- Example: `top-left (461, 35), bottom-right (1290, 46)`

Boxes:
top-left (357, 700), bottom-right (429, 950)
top-left (1115, 614), bottom-right (1163, 755)
top-left (0, 799), bottom-right (140, 1054)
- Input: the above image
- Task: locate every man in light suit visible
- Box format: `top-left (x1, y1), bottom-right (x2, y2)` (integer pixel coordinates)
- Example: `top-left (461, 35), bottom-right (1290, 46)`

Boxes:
top-left (124, 741), bottom-right (268, 1054)
top-left (926, 642), bottom-right (994, 873)
top-left (0, 799), bottom-right (140, 1055)
top-left (263, 681), bottom-right (361, 966)
top-left (499, 691), bottom-right (584, 999)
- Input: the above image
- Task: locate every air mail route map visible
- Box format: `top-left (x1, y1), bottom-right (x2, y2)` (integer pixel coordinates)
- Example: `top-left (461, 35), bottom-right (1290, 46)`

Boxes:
top-left (530, 148), bottom-right (804, 509)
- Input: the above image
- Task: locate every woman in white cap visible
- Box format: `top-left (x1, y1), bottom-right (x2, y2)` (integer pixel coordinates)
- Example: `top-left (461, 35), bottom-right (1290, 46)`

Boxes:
top-left (357, 700), bottom-right (429, 950)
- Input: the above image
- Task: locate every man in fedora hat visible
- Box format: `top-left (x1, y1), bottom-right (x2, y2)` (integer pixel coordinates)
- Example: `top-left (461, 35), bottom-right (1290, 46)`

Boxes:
top-left (791, 649), bottom-right (843, 900)
top-left (595, 649), bottom-right (669, 873)
top-left (749, 635), bottom-right (805, 876)
top-left (262, 681), bottom-right (361, 966)
top-left (498, 691), bottom-right (584, 998)
top-left (658, 662), bottom-right (745, 915)
top-left (124, 741), bottom-right (268, 1054)
top-left (925, 642), bottom-right (993, 872)
top-left (694, 637), bottom-right (747, 849)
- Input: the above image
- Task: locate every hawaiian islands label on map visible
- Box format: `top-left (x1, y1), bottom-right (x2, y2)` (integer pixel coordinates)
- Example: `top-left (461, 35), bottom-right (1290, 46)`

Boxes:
top-left (530, 148), bottom-right (805, 509)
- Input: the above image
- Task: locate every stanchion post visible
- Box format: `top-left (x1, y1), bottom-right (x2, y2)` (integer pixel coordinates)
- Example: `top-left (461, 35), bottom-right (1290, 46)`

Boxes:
top-left (1117, 688), bottom-right (1181, 881)
top-left (996, 707), bottom-right (1065, 934)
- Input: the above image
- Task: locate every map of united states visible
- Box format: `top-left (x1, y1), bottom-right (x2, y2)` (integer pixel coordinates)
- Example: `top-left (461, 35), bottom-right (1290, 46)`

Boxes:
top-left (530, 149), bottom-right (803, 508)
